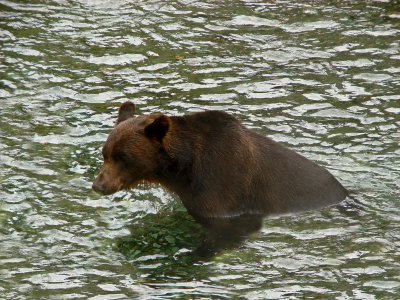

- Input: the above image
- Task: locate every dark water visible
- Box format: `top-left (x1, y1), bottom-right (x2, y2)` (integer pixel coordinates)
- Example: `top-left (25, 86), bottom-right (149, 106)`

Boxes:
top-left (1, 0), bottom-right (399, 299)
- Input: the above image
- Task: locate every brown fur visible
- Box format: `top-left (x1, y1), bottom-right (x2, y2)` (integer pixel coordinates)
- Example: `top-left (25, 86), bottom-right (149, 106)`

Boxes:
top-left (93, 102), bottom-right (348, 252)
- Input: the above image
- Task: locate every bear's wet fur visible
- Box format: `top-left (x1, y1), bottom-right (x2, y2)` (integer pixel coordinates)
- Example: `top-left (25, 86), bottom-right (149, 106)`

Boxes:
top-left (93, 102), bottom-right (348, 255)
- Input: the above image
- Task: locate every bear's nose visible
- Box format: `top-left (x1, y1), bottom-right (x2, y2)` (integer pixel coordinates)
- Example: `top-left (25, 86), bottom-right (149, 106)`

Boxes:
top-left (92, 181), bottom-right (106, 194)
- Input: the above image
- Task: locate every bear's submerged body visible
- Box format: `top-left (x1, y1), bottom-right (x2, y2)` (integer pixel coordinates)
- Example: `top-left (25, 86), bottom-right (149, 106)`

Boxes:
top-left (93, 102), bottom-right (348, 254)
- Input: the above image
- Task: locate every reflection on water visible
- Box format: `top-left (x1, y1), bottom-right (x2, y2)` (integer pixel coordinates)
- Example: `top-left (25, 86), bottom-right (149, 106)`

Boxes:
top-left (0, 0), bottom-right (399, 299)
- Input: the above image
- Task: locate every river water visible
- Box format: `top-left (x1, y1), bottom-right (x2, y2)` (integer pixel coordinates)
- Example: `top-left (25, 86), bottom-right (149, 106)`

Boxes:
top-left (1, 0), bottom-right (399, 299)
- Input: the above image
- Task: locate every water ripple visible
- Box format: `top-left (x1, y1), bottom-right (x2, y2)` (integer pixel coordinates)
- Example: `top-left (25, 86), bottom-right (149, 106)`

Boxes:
top-left (0, 0), bottom-right (399, 299)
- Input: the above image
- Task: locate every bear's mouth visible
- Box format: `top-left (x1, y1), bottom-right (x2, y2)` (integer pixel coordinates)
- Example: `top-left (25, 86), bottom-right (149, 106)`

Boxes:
top-left (122, 180), bottom-right (150, 191)
top-left (92, 184), bottom-right (119, 196)
top-left (93, 179), bottom-right (152, 196)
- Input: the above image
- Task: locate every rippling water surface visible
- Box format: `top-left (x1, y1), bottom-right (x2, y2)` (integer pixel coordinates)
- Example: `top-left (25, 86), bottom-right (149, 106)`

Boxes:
top-left (1, 0), bottom-right (399, 299)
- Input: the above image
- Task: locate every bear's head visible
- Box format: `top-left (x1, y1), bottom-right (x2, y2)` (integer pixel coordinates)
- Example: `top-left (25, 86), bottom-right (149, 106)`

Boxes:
top-left (92, 102), bottom-right (170, 195)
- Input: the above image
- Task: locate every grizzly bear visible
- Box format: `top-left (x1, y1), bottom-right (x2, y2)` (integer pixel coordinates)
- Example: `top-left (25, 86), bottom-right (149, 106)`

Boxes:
top-left (93, 102), bottom-right (348, 253)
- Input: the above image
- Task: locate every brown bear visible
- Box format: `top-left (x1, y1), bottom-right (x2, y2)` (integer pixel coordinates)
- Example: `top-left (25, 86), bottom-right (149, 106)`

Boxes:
top-left (93, 102), bottom-right (348, 254)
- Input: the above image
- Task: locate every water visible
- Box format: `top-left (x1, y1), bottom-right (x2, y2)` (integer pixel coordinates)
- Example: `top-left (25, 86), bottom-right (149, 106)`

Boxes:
top-left (1, 0), bottom-right (399, 298)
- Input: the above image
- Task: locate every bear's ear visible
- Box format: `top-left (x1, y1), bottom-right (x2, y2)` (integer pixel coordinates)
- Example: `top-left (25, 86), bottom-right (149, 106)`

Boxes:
top-left (116, 101), bottom-right (136, 124)
top-left (144, 115), bottom-right (170, 142)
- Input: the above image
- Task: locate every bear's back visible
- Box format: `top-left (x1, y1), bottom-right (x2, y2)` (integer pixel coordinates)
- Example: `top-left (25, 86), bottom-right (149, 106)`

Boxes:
top-left (248, 132), bottom-right (348, 214)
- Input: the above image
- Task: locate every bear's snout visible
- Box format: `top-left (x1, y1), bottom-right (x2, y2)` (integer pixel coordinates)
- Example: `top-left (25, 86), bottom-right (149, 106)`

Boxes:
top-left (92, 180), bottom-right (107, 195)
top-left (92, 166), bottom-right (122, 195)
top-left (92, 172), bottom-right (113, 195)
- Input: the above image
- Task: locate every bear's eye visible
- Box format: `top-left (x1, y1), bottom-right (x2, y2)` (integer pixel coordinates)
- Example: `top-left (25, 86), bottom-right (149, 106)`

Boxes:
top-left (112, 152), bottom-right (127, 162)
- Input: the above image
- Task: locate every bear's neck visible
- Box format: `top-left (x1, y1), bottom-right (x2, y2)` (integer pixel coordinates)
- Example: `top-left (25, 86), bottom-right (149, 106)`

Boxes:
top-left (155, 156), bottom-right (193, 204)
top-left (155, 115), bottom-right (196, 201)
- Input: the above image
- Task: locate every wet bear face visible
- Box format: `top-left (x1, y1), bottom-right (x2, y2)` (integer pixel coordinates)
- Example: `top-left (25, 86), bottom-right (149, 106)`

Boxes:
top-left (92, 102), bottom-right (169, 195)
